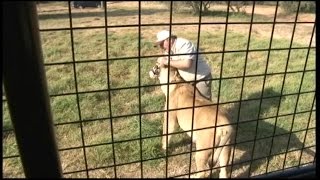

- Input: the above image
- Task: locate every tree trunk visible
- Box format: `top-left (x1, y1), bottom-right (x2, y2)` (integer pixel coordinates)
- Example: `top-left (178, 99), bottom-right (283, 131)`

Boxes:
top-left (203, 1), bottom-right (211, 13)
top-left (226, 1), bottom-right (235, 12)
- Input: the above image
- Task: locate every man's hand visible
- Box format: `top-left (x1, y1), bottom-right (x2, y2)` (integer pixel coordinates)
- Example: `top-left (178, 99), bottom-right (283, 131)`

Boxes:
top-left (157, 57), bottom-right (168, 67)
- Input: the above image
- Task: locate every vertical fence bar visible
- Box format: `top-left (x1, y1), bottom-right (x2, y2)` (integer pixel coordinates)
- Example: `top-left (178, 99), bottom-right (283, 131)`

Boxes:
top-left (247, 0), bottom-right (272, 175)
top-left (263, 1), bottom-right (281, 173)
top-left (216, 0), bottom-right (231, 177)
top-left (67, 1), bottom-right (89, 177)
top-left (103, 1), bottom-right (117, 178)
top-left (284, 19), bottom-right (315, 169)
top-left (264, 0), bottom-right (302, 174)
top-left (228, 1), bottom-right (256, 178)
top-left (138, 1), bottom-right (144, 178)
top-left (3, 2), bottom-right (62, 178)
top-left (297, 91), bottom-right (316, 166)
top-left (265, 1), bottom-right (301, 172)
top-left (188, 1), bottom-right (203, 178)
top-left (165, 1), bottom-right (174, 178)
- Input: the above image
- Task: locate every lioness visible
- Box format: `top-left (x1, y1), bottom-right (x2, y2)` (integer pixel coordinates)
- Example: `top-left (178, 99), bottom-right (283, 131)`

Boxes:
top-left (149, 62), bottom-right (235, 178)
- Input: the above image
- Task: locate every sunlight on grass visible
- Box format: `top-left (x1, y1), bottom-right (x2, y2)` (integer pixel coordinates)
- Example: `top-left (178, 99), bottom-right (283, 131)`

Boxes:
top-left (143, 159), bottom-right (166, 178)
top-left (59, 148), bottom-right (86, 173)
top-left (50, 95), bottom-right (79, 123)
top-left (108, 29), bottom-right (139, 58)
top-left (55, 124), bottom-right (83, 149)
top-left (114, 140), bottom-right (140, 165)
top-left (2, 101), bottom-right (12, 131)
top-left (116, 163), bottom-right (141, 178)
top-left (88, 167), bottom-right (114, 178)
top-left (41, 31), bottom-right (72, 63)
top-left (2, 157), bottom-right (25, 178)
top-left (45, 64), bottom-right (75, 95)
top-left (222, 52), bottom-right (246, 78)
top-left (112, 116), bottom-right (140, 142)
top-left (76, 62), bottom-right (109, 91)
top-left (110, 89), bottom-right (139, 117)
top-left (79, 92), bottom-right (110, 120)
top-left (73, 29), bottom-right (106, 61)
top-left (82, 120), bottom-right (112, 145)
top-left (85, 144), bottom-right (114, 169)
top-left (109, 58), bottom-right (139, 88)
top-left (142, 137), bottom-right (163, 160)
top-left (3, 133), bottom-right (20, 157)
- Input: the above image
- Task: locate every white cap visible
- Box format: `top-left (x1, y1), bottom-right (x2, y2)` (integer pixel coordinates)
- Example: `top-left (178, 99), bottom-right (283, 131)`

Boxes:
top-left (155, 30), bottom-right (173, 43)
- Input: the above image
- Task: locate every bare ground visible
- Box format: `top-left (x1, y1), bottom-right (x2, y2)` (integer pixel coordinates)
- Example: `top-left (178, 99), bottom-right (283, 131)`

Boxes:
top-left (37, 2), bottom-right (315, 47)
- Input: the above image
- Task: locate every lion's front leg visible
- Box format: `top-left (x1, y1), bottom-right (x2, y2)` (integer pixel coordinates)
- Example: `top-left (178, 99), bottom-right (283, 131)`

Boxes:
top-left (162, 103), bottom-right (178, 150)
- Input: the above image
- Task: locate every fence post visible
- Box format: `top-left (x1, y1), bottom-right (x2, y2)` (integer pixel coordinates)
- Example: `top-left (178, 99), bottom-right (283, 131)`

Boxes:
top-left (3, 2), bottom-right (63, 178)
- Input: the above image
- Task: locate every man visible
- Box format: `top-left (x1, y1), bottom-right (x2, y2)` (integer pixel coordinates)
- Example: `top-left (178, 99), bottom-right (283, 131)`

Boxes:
top-left (154, 30), bottom-right (213, 100)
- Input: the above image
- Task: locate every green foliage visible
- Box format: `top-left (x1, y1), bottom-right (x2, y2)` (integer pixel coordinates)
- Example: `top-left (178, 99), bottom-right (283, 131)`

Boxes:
top-left (227, 1), bottom-right (250, 13)
top-left (280, 1), bottom-right (315, 14)
top-left (159, 1), bottom-right (212, 15)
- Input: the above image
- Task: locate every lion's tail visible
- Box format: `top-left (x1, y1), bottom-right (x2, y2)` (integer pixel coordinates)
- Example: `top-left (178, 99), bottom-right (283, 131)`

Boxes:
top-left (209, 120), bottom-right (234, 168)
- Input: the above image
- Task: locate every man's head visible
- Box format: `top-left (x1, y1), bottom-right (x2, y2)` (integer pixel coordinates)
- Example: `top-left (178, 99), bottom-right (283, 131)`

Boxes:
top-left (154, 30), bottom-right (176, 52)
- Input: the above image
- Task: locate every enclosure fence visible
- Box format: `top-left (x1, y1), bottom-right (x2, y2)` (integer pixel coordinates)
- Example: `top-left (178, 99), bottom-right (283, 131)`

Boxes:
top-left (3, 1), bottom-right (316, 178)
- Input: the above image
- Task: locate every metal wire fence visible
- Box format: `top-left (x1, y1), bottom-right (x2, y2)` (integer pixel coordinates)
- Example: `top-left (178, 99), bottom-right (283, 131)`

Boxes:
top-left (3, 1), bottom-right (316, 178)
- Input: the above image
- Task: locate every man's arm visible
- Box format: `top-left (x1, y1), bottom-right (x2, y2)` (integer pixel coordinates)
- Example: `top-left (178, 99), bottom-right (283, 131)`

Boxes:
top-left (158, 57), bottom-right (192, 69)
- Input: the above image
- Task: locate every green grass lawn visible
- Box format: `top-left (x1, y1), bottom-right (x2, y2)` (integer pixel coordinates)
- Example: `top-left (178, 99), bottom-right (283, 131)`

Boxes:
top-left (2, 1), bottom-right (316, 178)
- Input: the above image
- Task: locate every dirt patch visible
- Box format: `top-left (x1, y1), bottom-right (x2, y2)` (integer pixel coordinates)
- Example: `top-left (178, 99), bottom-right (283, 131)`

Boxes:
top-left (37, 2), bottom-right (315, 47)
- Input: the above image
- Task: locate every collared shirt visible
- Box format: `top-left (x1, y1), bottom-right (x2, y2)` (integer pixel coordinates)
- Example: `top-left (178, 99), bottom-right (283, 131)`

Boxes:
top-left (169, 37), bottom-right (211, 81)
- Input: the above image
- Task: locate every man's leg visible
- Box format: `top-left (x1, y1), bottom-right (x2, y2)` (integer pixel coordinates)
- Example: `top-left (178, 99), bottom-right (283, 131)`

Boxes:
top-left (195, 73), bottom-right (212, 101)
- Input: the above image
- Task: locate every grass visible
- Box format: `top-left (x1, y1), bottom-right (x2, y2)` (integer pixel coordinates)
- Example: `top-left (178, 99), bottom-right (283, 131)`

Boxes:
top-left (2, 1), bottom-right (316, 178)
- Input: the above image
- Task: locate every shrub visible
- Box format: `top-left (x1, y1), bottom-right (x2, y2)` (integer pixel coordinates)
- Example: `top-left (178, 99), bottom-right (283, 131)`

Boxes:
top-left (280, 1), bottom-right (315, 14)
top-left (226, 1), bottom-right (250, 13)
top-left (159, 1), bottom-right (212, 15)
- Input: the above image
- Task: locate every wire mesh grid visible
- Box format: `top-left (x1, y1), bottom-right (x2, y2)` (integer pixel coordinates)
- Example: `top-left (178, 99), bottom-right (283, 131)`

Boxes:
top-left (2, 1), bottom-right (316, 178)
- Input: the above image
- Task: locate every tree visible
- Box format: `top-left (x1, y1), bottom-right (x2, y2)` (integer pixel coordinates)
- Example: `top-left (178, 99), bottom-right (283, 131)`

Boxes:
top-left (185, 1), bottom-right (212, 15)
top-left (159, 1), bottom-right (212, 15)
top-left (226, 1), bottom-right (249, 13)
top-left (280, 1), bottom-right (315, 14)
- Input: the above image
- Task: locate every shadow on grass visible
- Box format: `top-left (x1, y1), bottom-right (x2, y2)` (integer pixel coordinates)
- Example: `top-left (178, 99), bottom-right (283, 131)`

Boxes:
top-left (200, 10), bottom-right (271, 21)
top-left (225, 87), bottom-right (315, 178)
top-left (37, 8), bottom-right (168, 20)
top-left (203, 10), bottom-right (248, 17)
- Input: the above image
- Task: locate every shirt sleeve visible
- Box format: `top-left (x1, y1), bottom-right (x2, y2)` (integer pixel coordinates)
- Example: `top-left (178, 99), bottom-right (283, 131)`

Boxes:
top-left (174, 41), bottom-right (195, 61)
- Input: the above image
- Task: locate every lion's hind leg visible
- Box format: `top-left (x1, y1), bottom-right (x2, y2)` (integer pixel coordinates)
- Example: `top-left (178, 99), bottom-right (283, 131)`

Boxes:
top-left (218, 138), bottom-right (233, 178)
top-left (191, 131), bottom-right (212, 178)
top-left (217, 126), bottom-right (234, 178)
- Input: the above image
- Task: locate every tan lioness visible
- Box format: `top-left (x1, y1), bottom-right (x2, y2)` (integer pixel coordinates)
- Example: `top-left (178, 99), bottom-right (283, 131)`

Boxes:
top-left (149, 63), bottom-right (235, 178)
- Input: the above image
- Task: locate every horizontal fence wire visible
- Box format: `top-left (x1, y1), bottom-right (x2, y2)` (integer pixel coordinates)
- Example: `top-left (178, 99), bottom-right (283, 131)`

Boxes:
top-left (2, 92), bottom-right (315, 133)
top-left (102, 1), bottom-right (117, 177)
top-left (230, 0), bottom-right (258, 176)
top-left (3, 118), bottom-right (316, 159)
top-left (3, 89), bottom-right (315, 134)
top-left (2, 1), bottom-right (316, 178)
top-left (67, 1), bottom-right (89, 177)
top-left (4, 142), bottom-right (315, 176)
top-left (42, 47), bottom-right (316, 66)
top-left (40, 69), bottom-right (316, 97)
top-left (38, 21), bottom-right (315, 32)
top-left (57, 147), bottom-right (316, 177)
